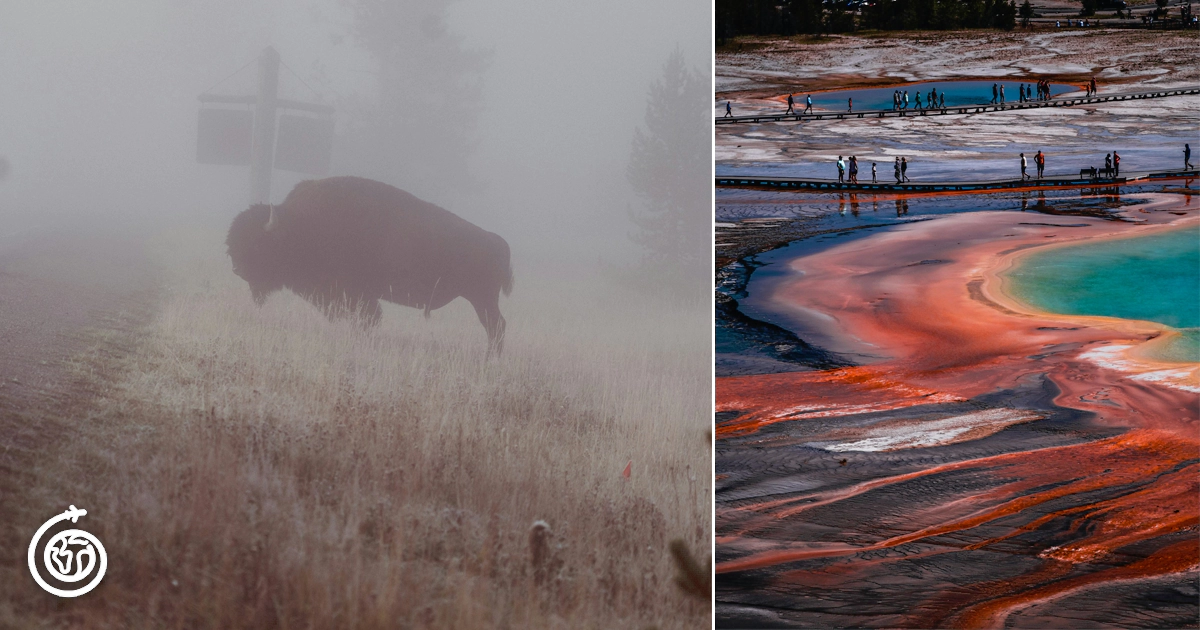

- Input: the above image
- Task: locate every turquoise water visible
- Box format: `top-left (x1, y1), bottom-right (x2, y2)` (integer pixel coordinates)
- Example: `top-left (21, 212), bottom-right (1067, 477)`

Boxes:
top-left (801, 80), bottom-right (1078, 112)
top-left (1007, 226), bottom-right (1200, 363)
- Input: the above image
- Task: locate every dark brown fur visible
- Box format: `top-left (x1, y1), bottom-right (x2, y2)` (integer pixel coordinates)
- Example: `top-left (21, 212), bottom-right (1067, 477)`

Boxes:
top-left (227, 176), bottom-right (512, 354)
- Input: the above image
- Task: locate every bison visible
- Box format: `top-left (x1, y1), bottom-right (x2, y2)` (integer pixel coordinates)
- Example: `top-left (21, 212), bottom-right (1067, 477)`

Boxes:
top-left (226, 176), bottom-right (512, 354)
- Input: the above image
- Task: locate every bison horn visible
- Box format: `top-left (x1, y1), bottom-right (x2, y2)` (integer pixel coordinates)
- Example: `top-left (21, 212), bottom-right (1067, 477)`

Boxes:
top-left (265, 204), bottom-right (277, 231)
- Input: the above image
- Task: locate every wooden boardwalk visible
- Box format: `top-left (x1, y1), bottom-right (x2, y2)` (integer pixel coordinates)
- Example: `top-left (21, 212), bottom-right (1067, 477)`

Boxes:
top-left (715, 87), bottom-right (1200, 125)
top-left (715, 170), bottom-right (1198, 193)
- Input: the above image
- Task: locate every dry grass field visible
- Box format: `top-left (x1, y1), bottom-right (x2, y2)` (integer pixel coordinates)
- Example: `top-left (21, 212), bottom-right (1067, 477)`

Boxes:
top-left (4, 226), bottom-right (710, 629)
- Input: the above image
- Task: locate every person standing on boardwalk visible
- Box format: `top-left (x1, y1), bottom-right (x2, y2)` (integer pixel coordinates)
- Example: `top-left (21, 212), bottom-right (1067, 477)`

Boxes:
top-left (1035, 150), bottom-right (1045, 178)
top-left (1185, 144), bottom-right (1193, 169)
top-left (903, 90), bottom-right (909, 109)
top-left (872, 162), bottom-right (878, 183)
top-left (1021, 153), bottom-right (1030, 180)
top-left (1104, 153), bottom-right (1112, 178)
top-left (1019, 84), bottom-right (1025, 102)
top-left (849, 156), bottom-right (859, 184)
top-left (837, 156), bottom-right (846, 182)
top-left (915, 92), bottom-right (922, 109)
top-left (785, 94), bottom-right (794, 114)
top-left (939, 93), bottom-right (945, 108)
top-left (1000, 83), bottom-right (1006, 104)
top-left (992, 83), bottom-right (998, 104)
top-left (1090, 77), bottom-right (1097, 96)
top-left (848, 97), bottom-right (853, 113)
top-left (894, 157), bottom-right (902, 183)
top-left (1113, 151), bottom-right (1120, 177)
top-left (901, 156), bottom-right (910, 182)
top-left (725, 102), bottom-right (732, 117)
top-left (804, 94), bottom-right (813, 114)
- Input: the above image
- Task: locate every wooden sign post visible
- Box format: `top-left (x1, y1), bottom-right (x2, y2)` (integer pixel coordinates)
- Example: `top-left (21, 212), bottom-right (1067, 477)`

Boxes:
top-left (249, 46), bottom-right (280, 205)
top-left (197, 46), bottom-right (335, 205)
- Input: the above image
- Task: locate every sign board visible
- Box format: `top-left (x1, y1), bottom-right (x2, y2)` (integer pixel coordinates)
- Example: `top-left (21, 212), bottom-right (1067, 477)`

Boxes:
top-left (274, 114), bottom-right (334, 175)
top-left (196, 108), bottom-right (253, 166)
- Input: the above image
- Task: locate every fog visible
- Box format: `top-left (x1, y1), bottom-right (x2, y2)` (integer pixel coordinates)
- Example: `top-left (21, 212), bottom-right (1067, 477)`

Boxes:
top-left (0, 0), bottom-right (710, 273)
top-left (0, 5), bottom-right (714, 623)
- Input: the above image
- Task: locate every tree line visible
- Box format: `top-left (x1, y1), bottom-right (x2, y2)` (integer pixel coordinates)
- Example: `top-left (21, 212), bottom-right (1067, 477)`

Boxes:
top-left (717, 0), bottom-right (1017, 40)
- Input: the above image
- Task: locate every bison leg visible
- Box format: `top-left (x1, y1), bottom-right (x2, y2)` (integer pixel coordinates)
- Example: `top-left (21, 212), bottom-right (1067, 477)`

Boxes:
top-left (469, 293), bottom-right (506, 357)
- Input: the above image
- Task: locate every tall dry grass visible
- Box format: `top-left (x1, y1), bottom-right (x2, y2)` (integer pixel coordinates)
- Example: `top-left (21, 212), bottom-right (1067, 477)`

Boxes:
top-left (10, 227), bottom-right (710, 629)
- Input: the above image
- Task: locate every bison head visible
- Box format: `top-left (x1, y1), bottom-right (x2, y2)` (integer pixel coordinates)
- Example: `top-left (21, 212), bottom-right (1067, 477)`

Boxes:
top-left (226, 204), bottom-right (287, 306)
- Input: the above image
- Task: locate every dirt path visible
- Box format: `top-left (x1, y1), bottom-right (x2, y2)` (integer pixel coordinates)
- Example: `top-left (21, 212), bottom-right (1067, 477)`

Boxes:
top-left (0, 222), bottom-right (159, 594)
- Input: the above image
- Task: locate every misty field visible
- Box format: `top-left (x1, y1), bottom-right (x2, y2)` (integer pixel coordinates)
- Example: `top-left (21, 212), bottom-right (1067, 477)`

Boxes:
top-left (7, 226), bottom-right (710, 629)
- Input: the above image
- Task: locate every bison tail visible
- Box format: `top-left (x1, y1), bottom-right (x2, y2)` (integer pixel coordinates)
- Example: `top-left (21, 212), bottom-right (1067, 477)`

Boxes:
top-left (502, 264), bottom-right (514, 297)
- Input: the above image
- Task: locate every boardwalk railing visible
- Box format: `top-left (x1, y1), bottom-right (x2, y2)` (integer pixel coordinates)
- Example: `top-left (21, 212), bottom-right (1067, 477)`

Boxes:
top-left (715, 170), bottom-right (1199, 193)
top-left (715, 87), bottom-right (1200, 125)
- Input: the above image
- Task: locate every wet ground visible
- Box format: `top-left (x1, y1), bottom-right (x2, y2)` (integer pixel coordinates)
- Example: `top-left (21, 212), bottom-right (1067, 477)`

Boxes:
top-left (714, 184), bottom-right (1182, 379)
top-left (716, 30), bottom-right (1199, 189)
top-left (716, 30), bottom-right (1200, 628)
top-left (716, 100), bottom-right (1198, 182)
top-left (714, 184), bottom-right (1199, 628)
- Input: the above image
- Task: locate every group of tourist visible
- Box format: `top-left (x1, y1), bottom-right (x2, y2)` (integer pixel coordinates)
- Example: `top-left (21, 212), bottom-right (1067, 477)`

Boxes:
top-left (783, 93), bottom-right (814, 115)
top-left (1021, 149), bottom-right (1132, 179)
top-left (990, 83), bottom-right (1006, 104)
top-left (893, 88), bottom-right (945, 111)
top-left (749, 78), bottom-right (1193, 190)
top-left (836, 156), bottom-right (861, 183)
top-left (825, 145), bottom-right (1194, 189)
top-left (765, 77), bottom-right (1079, 119)
top-left (1030, 79), bottom-right (1055, 101)
top-left (836, 156), bottom-right (909, 184)
top-left (990, 80), bottom-right (1094, 105)
top-left (1007, 80), bottom-right (1060, 104)
top-left (1103, 151), bottom-right (1122, 177)
top-left (1019, 151), bottom-right (1046, 179)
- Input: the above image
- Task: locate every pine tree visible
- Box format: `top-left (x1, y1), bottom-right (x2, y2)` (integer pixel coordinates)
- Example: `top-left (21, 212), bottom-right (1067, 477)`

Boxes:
top-left (341, 0), bottom-right (489, 196)
top-left (627, 49), bottom-right (710, 283)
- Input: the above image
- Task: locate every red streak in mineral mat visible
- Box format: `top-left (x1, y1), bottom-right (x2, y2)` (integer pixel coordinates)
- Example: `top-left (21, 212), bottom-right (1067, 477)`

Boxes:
top-left (717, 200), bottom-right (1199, 627)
